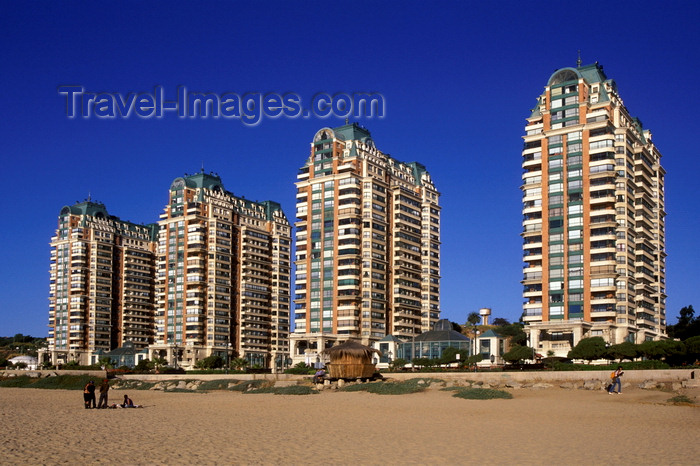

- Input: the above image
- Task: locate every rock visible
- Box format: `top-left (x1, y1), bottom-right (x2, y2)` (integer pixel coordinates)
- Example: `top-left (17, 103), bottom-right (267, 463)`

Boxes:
top-left (532, 383), bottom-right (552, 390)
top-left (671, 382), bottom-right (683, 391)
top-left (315, 383), bottom-right (324, 390)
top-left (505, 382), bottom-right (521, 389)
top-left (559, 382), bottom-right (575, 390)
top-left (337, 379), bottom-right (345, 388)
top-left (583, 379), bottom-right (602, 390)
top-left (639, 380), bottom-right (660, 390)
top-left (176, 381), bottom-right (188, 390)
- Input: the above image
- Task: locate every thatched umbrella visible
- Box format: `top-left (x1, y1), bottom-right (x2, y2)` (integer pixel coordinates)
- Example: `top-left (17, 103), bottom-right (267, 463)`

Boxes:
top-left (322, 340), bottom-right (380, 379)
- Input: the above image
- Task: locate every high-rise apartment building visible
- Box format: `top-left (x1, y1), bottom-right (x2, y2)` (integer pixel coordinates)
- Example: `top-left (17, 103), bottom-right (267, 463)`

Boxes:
top-left (47, 201), bottom-right (157, 365)
top-left (521, 62), bottom-right (666, 356)
top-left (291, 123), bottom-right (440, 362)
top-left (149, 171), bottom-right (292, 370)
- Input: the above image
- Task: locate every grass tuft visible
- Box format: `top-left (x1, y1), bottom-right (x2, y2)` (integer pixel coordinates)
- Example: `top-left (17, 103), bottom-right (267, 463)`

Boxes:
top-left (228, 379), bottom-right (271, 392)
top-left (667, 395), bottom-right (695, 405)
top-left (244, 385), bottom-right (317, 395)
top-left (445, 387), bottom-right (513, 400)
top-left (197, 379), bottom-right (241, 391)
top-left (340, 378), bottom-right (443, 395)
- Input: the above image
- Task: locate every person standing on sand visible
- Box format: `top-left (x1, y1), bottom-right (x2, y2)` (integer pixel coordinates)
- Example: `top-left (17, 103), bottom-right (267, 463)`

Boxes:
top-left (608, 366), bottom-right (624, 395)
top-left (83, 380), bottom-right (97, 408)
top-left (97, 379), bottom-right (110, 408)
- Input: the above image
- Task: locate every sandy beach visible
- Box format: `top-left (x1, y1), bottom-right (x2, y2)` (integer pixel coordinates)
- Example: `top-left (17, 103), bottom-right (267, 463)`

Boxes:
top-left (2, 385), bottom-right (698, 465)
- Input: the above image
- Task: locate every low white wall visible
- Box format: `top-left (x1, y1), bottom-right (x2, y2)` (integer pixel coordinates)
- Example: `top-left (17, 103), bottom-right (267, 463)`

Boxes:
top-left (0, 369), bottom-right (107, 378)
top-left (118, 369), bottom-right (697, 384)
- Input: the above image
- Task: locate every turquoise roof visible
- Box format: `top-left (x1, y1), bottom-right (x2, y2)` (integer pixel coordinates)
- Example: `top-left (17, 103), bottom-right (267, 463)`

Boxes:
top-left (60, 200), bottom-right (159, 240)
top-left (407, 162), bottom-right (427, 186)
top-left (177, 171), bottom-right (224, 190)
top-left (333, 122), bottom-right (372, 142)
top-left (479, 329), bottom-right (502, 339)
top-left (61, 201), bottom-right (109, 218)
top-left (379, 335), bottom-right (403, 343)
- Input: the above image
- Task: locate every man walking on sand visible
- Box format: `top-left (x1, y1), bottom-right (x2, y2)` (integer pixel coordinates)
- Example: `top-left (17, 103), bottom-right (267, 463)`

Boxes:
top-left (97, 379), bottom-right (110, 408)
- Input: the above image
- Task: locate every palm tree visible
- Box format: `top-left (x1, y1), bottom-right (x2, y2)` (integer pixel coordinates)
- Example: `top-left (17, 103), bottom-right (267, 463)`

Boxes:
top-left (230, 357), bottom-right (248, 371)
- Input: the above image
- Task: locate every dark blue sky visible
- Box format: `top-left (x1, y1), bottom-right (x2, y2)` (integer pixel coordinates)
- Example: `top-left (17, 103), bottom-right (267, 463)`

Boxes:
top-left (1, 1), bottom-right (698, 336)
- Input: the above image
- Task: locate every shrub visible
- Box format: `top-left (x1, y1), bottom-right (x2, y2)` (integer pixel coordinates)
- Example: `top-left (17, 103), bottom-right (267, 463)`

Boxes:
top-left (197, 379), bottom-right (241, 391)
top-left (667, 395), bottom-right (695, 405)
top-left (245, 385), bottom-right (317, 395)
top-left (284, 362), bottom-right (315, 375)
top-left (0, 375), bottom-right (33, 387)
top-left (228, 379), bottom-right (271, 392)
top-left (340, 378), bottom-right (442, 395)
top-left (447, 387), bottom-right (513, 400)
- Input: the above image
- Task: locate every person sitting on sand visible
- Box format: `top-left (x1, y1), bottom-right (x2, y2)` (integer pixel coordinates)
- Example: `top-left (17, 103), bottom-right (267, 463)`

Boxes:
top-left (121, 394), bottom-right (142, 408)
top-left (313, 368), bottom-right (326, 384)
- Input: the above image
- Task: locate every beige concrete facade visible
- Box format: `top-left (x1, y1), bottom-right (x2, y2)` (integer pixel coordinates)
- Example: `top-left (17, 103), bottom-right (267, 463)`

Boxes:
top-left (521, 63), bottom-right (666, 357)
top-left (292, 124), bottom-right (440, 363)
top-left (152, 172), bottom-right (291, 370)
top-left (47, 202), bottom-right (157, 366)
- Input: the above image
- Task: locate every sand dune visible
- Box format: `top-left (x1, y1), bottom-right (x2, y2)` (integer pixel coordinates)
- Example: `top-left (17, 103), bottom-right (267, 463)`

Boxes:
top-left (2, 385), bottom-right (698, 465)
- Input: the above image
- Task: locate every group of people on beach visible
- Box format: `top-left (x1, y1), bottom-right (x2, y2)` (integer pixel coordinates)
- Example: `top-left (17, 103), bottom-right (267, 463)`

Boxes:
top-left (83, 380), bottom-right (142, 409)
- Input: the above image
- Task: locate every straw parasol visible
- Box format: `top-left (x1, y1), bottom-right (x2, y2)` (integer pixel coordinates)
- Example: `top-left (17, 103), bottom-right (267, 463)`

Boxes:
top-left (322, 340), bottom-right (381, 380)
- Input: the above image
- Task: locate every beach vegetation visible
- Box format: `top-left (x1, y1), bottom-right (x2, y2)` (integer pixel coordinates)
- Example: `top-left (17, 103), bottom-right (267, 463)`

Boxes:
top-left (339, 378), bottom-right (443, 395)
top-left (228, 379), bottom-right (272, 392)
top-left (0, 374), bottom-right (95, 390)
top-left (196, 379), bottom-right (240, 391)
top-left (244, 385), bottom-right (318, 395)
top-left (444, 387), bottom-right (513, 400)
top-left (667, 395), bottom-right (695, 405)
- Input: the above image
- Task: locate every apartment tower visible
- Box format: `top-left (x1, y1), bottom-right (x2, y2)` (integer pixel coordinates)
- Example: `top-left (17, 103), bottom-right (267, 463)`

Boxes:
top-left (149, 171), bottom-right (291, 370)
top-left (291, 123), bottom-right (440, 363)
top-left (521, 62), bottom-right (666, 356)
top-left (47, 201), bottom-right (157, 365)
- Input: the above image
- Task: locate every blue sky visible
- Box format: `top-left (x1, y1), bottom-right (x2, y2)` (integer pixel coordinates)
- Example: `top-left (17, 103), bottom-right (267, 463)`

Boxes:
top-left (1, 1), bottom-right (698, 337)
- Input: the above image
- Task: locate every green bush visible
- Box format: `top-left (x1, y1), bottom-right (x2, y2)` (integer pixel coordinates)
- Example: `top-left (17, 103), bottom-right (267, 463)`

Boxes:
top-left (228, 379), bottom-right (271, 392)
top-left (340, 378), bottom-right (443, 395)
top-left (551, 360), bottom-right (670, 371)
top-left (446, 387), bottom-right (513, 400)
top-left (197, 379), bottom-right (241, 391)
top-left (245, 385), bottom-right (317, 395)
top-left (0, 375), bottom-right (33, 387)
top-left (667, 395), bottom-right (695, 405)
